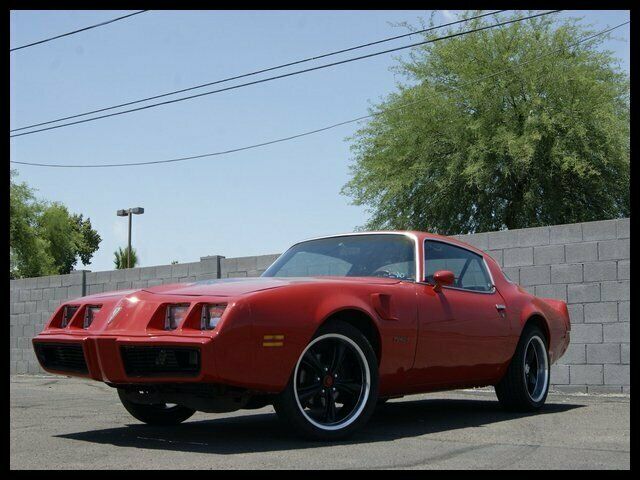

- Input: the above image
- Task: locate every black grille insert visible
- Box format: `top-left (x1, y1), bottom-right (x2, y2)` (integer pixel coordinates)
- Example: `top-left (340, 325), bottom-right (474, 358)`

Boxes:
top-left (34, 342), bottom-right (88, 373)
top-left (120, 346), bottom-right (200, 377)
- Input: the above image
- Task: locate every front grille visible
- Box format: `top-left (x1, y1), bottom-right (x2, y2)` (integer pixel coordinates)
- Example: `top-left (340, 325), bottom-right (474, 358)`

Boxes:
top-left (34, 343), bottom-right (88, 373)
top-left (120, 346), bottom-right (200, 377)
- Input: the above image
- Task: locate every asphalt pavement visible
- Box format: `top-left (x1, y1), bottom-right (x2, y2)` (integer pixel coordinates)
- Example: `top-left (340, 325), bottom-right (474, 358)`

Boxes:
top-left (10, 375), bottom-right (630, 469)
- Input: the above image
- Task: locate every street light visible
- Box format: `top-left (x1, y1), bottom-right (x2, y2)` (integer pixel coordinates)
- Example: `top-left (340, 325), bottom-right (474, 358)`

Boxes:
top-left (116, 207), bottom-right (144, 268)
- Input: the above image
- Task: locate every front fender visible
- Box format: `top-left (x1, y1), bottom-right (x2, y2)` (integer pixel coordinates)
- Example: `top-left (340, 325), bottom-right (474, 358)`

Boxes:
top-left (243, 287), bottom-right (381, 392)
top-left (215, 282), bottom-right (417, 393)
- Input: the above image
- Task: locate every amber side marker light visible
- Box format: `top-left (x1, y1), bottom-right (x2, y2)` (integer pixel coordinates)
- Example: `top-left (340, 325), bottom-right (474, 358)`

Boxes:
top-left (263, 335), bottom-right (284, 347)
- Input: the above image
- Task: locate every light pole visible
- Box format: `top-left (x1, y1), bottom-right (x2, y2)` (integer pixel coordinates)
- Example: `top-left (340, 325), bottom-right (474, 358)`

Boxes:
top-left (116, 207), bottom-right (144, 268)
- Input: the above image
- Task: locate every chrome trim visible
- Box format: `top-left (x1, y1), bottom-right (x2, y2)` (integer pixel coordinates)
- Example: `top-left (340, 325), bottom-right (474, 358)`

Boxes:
top-left (272, 231), bottom-right (420, 282)
top-left (422, 238), bottom-right (497, 295)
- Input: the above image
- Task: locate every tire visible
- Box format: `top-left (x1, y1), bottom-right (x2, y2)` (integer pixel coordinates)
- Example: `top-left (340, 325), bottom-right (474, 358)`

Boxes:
top-left (274, 320), bottom-right (379, 441)
top-left (495, 325), bottom-right (550, 411)
top-left (117, 389), bottom-right (195, 425)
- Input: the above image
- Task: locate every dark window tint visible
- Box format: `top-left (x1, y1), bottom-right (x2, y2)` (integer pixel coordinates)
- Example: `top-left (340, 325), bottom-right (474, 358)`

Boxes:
top-left (424, 241), bottom-right (493, 292)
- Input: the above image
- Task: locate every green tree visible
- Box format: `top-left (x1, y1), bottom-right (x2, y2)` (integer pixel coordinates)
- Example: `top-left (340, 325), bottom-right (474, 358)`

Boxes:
top-left (114, 246), bottom-right (139, 269)
top-left (10, 172), bottom-right (54, 278)
top-left (342, 11), bottom-right (630, 234)
top-left (10, 171), bottom-right (102, 278)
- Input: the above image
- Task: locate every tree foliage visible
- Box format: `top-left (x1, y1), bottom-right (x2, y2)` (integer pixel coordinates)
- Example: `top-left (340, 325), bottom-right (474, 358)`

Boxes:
top-left (114, 246), bottom-right (139, 269)
top-left (10, 171), bottom-right (102, 279)
top-left (342, 11), bottom-right (630, 234)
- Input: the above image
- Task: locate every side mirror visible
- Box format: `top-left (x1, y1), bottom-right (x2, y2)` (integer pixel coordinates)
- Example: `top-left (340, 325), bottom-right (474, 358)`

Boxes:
top-left (432, 270), bottom-right (455, 292)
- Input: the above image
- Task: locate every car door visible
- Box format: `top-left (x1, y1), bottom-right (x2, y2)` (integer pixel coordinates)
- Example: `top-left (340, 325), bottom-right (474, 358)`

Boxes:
top-left (411, 240), bottom-right (513, 388)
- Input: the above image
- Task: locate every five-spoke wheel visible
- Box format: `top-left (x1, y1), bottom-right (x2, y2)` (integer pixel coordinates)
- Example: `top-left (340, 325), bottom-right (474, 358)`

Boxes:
top-left (294, 333), bottom-right (370, 429)
top-left (274, 320), bottom-right (379, 440)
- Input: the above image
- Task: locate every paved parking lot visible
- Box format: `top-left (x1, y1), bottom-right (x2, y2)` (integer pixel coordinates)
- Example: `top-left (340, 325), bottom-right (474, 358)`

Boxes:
top-left (11, 375), bottom-right (629, 469)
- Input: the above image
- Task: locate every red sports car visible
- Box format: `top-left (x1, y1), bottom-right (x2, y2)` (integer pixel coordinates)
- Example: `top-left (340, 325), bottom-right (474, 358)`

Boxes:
top-left (33, 232), bottom-right (571, 440)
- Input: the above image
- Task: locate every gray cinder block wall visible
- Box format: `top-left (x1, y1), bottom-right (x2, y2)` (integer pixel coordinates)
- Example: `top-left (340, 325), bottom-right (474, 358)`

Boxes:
top-left (10, 218), bottom-right (629, 394)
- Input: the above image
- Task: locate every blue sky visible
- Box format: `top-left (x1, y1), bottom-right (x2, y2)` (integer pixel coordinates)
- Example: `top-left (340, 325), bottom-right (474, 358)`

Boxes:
top-left (10, 10), bottom-right (630, 273)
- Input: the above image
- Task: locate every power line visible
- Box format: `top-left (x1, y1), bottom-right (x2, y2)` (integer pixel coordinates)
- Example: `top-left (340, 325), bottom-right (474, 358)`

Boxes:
top-left (10, 10), bottom-right (148, 52)
top-left (11, 10), bottom-right (507, 134)
top-left (10, 10), bottom-right (560, 138)
top-left (12, 20), bottom-right (627, 169)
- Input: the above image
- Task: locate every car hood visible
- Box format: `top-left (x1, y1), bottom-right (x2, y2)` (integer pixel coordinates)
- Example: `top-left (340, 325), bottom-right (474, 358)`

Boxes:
top-left (141, 276), bottom-right (402, 297)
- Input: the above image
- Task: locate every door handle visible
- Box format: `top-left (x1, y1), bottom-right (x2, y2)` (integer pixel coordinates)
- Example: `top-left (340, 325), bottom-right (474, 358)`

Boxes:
top-left (495, 304), bottom-right (507, 311)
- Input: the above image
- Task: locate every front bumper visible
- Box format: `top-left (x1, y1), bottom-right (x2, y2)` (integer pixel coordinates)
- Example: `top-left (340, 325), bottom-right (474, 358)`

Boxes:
top-left (32, 334), bottom-right (218, 384)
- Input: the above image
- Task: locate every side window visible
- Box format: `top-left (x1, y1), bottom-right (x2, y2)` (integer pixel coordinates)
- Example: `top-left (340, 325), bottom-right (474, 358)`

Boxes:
top-left (424, 241), bottom-right (493, 292)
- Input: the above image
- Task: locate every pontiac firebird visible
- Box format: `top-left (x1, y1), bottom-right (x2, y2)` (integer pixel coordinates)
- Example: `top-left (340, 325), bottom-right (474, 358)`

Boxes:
top-left (33, 232), bottom-right (571, 440)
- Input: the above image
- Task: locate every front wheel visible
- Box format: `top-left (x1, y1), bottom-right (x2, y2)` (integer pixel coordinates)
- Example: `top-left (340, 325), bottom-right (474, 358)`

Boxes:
top-left (117, 389), bottom-right (195, 425)
top-left (274, 320), bottom-right (379, 441)
top-left (495, 325), bottom-right (550, 411)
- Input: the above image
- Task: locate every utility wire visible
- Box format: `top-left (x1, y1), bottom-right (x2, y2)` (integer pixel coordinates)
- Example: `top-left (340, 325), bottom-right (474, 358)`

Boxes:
top-left (10, 10), bottom-right (559, 138)
top-left (10, 10), bottom-right (506, 133)
top-left (10, 10), bottom-right (148, 52)
top-left (12, 20), bottom-right (627, 169)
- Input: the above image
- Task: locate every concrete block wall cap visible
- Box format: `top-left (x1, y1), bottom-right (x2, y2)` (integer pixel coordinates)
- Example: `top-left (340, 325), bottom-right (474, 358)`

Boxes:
top-left (616, 218), bottom-right (630, 238)
top-left (550, 223), bottom-right (583, 244)
top-left (582, 219), bottom-right (617, 241)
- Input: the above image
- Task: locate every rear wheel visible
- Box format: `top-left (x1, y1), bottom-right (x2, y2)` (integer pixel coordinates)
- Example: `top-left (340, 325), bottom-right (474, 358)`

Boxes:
top-left (274, 320), bottom-right (379, 440)
top-left (117, 389), bottom-right (195, 425)
top-left (495, 325), bottom-right (550, 411)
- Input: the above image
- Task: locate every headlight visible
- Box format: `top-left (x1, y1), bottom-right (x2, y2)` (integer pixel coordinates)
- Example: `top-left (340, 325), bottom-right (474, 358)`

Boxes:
top-left (201, 304), bottom-right (226, 330)
top-left (165, 304), bottom-right (189, 330)
top-left (60, 305), bottom-right (79, 328)
top-left (83, 306), bottom-right (101, 329)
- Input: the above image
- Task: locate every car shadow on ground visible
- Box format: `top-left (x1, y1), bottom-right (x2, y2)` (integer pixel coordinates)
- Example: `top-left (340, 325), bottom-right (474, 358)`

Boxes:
top-left (57, 397), bottom-right (583, 454)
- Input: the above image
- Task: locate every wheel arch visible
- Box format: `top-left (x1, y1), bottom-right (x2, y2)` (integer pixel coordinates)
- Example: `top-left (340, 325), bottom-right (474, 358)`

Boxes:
top-left (318, 308), bottom-right (382, 365)
top-left (523, 313), bottom-right (551, 346)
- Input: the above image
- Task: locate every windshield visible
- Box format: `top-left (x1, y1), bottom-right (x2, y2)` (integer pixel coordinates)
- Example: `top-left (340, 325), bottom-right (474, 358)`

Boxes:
top-left (262, 234), bottom-right (416, 280)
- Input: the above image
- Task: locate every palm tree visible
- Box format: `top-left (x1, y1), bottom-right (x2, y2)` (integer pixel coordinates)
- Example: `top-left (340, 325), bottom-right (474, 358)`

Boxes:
top-left (113, 246), bottom-right (138, 269)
